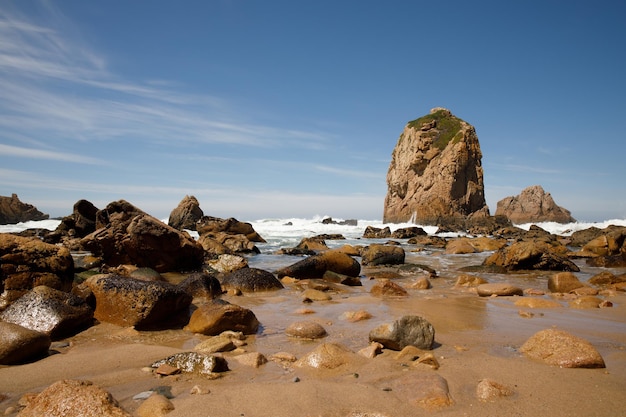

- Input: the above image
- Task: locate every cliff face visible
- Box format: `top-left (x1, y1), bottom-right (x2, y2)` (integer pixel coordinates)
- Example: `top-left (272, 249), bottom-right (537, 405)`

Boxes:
top-left (383, 108), bottom-right (489, 224)
top-left (495, 185), bottom-right (576, 224)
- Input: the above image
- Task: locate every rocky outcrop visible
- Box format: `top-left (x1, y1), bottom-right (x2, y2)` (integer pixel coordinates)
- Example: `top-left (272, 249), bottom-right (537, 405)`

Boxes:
top-left (0, 194), bottom-right (48, 225)
top-left (54, 199), bottom-right (99, 238)
top-left (168, 195), bottom-right (204, 231)
top-left (495, 185), bottom-right (575, 224)
top-left (79, 200), bottom-right (204, 272)
top-left (0, 234), bottom-right (74, 307)
top-left (383, 108), bottom-right (489, 225)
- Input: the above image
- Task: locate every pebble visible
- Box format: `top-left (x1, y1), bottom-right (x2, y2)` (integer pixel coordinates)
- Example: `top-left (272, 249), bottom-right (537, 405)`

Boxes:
top-left (476, 283), bottom-right (523, 297)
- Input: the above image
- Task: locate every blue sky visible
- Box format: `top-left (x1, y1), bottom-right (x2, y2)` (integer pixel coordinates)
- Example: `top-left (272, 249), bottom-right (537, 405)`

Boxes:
top-left (0, 1), bottom-right (624, 222)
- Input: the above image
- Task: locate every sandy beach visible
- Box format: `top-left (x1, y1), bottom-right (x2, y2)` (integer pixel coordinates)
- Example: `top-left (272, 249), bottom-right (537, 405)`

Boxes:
top-left (1, 245), bottom-right (625, 417)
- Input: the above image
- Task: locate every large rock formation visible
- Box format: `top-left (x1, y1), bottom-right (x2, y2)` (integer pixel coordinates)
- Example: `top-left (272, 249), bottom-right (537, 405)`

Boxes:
top-left (0, 194), bottom-right (48, 224)
top-left (495, 185), bottom-right (575, 224)
top-left (168, 195), bottom-right (204, 231)
top-left (383, 108), bottom-right (489, 225)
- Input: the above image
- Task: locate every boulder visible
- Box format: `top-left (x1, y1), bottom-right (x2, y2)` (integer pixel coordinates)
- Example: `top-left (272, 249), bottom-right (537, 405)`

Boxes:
top-left (295, 237), bottom-right (329, 251)
top-left (495, 185), bottom-right (575, 224)
top-left (80, 200), bottom-right (204, 272)
top-left (151, 352), bottom-right (229, 376)
top-left (295, 343), bottom-right (361, 370)
top-left (0, 321), bottom-right (51, 365)
top-left (362, 226), bottom-right (391, 239)
top-left (177, 272), bottom-right (223, 299)
top-left (0, 286), bottom-right (93, 339)
top-left (520, 328), bottom-right (605, 368)
top-left (0, 194), bottom-right (48, 224)
top-left (206, 253), bottom-right (248, 273)
top-left (85, 274), bottom-right (192, 329)
top-left (391, 227), bottom-right (427, 239)
top-left (369, 315), bottom-right (435, 350)
top-left (185, 299), bottom-right (259, 335)
top-left (475, 379), bottom-right (514, 402)
top-left (483, 240), bottom-right (579, 271)
top-left (476, 283), bottom-right (523, 297)
top-left (168, 195), bottom-right (204, 231)
top-left (383, 108), bottom-right (489, 225)
top-left (53, 199), bottom-right (99, 238)
top-left (370, 280), bottom-right (409, 297)
top-left (376, 373), bottom-right (453, 411)
top-left (548, 272), bottom-right (585, 293)
top-left (361, 244), bottom-right (405, 266)
top-left (196, 216), bottom-right (265, 242)
top-left (285, 321), bottom-right (328, 339)
top-left (17, 379), bottom-right (131, 417)
top-left (275, 250), bottom-right (361, 279)
top-left (220, 267), bottom-right (284, 292)
top-left (0, 233), bottom-right (74, 306)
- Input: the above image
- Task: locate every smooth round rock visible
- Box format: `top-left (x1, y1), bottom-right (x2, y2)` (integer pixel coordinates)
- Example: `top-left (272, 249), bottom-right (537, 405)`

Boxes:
top-left (285, 321), bottom-right (327, 339)
top-left (477, 283), bottom-right (523, 297)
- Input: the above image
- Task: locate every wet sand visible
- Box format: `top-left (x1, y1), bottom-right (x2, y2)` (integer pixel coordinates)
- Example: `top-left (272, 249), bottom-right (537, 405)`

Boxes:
top-left (1, 248), bottom-right (626, 416)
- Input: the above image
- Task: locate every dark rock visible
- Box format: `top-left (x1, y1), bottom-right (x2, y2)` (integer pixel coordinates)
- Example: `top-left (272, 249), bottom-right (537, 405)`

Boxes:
top-left (361, 244), bottom-right (405, 266)
top-left (168, 195), bottom-right (204, 231)
top-left (220, 267), bottom-right (283, 292)
top-left (0, 286), bottom-right (93, 339)
top-left (275, 250), bottom-right (361, 279)
top-left (85, 274), bottom-right (192, 329)
top-left (0, 321), bottom-right (51, 365)
top-left (322, 270), bottom-right (362, 286)
top-left (391, 227), bottom-right (427, 239)
top-left (178, 272), bottom-right (223, 299)
top-left (0, 194), bottom-right (48, 225)
top-left (363, 226), bottom-right (391, 239)
top-left (197, 216), bottom-right (265, 242)
top-left (185, 299), bottom-right (259, 335)
top-left (53, 199), bottom-right (99, 239)
top-left (80, 200), bottom-right (204, 272)
top-left (295, 237), bottom-right (328, 251)
top-left (369, 315), bottom-right (435, 350)
top-left (482, 240), bottom-right (579, 271)
top-left (198, 232), bottom-right (260, 255)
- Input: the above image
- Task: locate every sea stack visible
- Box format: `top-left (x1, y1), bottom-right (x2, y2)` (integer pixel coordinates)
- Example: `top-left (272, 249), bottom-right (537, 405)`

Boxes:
top-left (383, 108), bottom-right (489, 225)
top-left (495, 185), bottom-right (576, 224)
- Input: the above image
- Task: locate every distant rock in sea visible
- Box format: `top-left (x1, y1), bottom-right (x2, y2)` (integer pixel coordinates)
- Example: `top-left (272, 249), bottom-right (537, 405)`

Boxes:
top-left (383, 108), bottom-right (489, 225)
top-left (0, 193), bottom-right (48, 225)
top-left (495, 185), bottom-right (576, 224)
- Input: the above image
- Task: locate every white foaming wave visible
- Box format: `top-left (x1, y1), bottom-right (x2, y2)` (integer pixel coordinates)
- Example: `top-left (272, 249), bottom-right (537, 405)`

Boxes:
top-left (513, 218), bottom-right (626, 236)
top-left (0, 219), bottom-right (62, 233)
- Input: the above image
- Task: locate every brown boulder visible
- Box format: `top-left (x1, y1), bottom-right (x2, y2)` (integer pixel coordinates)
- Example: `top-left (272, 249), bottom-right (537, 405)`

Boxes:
top-left (295, 343), bottom-right (361, 370)
top-left (520, 328), bottom-right (605, 368)
top-left (548, 272), bottom-right (585, 293)
top-left (220, 267), bottom-right (283, 292)
top-left (0, 321), bottom-right (51, 365)
top-left (483, 240), bottom-right (579, 271)
top-left (362, 226), bottom-right (391, 238)
top-left (0, 194), bottom-right (48, 225)
top-left (53, 199), bottom-right (99, 239)
top-left (0, 234), bottom-right (74, 307)
top-left (185, 299), bottom-right (259, 335)
top-left (369, 315), bottom-right (435, 350)
top-left (17, 379), bottom-right (131, 417)
top-left (361, 244), bottom-right (405, 266)
top-left (80, 200), bottom-right (204, 272)
top-left (197, 216), bottom-right (265, 242)
top-left (383, 108), bottom-right (489, 225)
top-left (168, 195), bottom-right (204, 231)
top-left (495, 185), bottom-right (575, 224)
top-left (276, 250), bottom-right (361, 279)
top-left (177, 272), bottom-right (223, 299)
top-left (85, 274), bottom-right (192, 329)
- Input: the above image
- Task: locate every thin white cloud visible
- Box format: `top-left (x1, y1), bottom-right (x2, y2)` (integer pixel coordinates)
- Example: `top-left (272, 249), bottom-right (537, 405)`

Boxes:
top-left (314, 164), bottom-right (383, 179)
top-left (0, 144), bottom-right (105, 165)
top-left (0, 4), bottom-right (332, 150)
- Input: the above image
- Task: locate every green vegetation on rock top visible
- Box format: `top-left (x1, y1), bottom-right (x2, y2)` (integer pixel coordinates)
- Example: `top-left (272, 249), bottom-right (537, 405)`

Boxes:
top-left (407, 109), bottom-right (464, 150)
